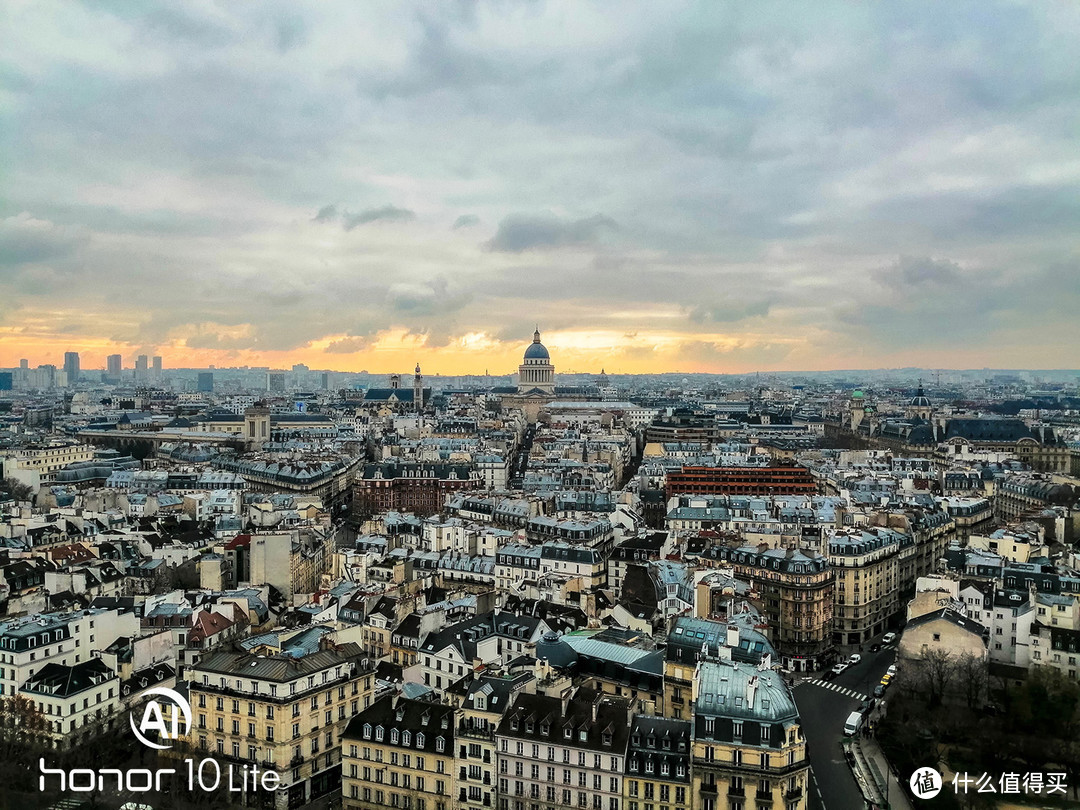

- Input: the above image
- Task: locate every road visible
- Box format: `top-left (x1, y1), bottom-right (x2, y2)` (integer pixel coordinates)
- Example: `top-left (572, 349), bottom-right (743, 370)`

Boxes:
top-left (509, 425), bottom-right (535, 487)
top-left (794, 643), bottom-right (897, 810)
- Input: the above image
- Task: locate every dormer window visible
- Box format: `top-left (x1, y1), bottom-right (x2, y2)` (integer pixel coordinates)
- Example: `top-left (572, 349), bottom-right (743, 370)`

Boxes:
top-left (660, 761), bottom-right (669, 776)
top-left (629, 760), bottom-right (638, 773)
top-left (647, 735), bottom-right (655, 748)
top-left (421, 713), bottom-right (430, 726)
top-left (564, 727), bottom-right (572, 739)
top-left (511, 718), bottom-right (519, 731)
top-left (363, 724), bottom-right (372, 740)
top-left (396, 708), bottom-right (405, 721)
top-left (579, 729), bottom-right (587, 742)
top-left (676, 764), bottom-right (685, 777)
top-left (417, 732), bottom-right (425, 748)
top-left (436, 737), bottom-right (445, 753)
top-left (441, 716), bottom-right (448, 729)
top-left (645, 760), bottom-right (654, 774)
top-left (662, 738), bottom-right (671, 750)
top-left (375, 726), bottom-right (384, 741)
top-left (402, 731), bottom-right (411, 746)
top-left (602, 732), bottom-right (612, 746)
top-left (390, 729), bottom-right (399, 744)
top-left (540, 722), bottom-right (550, 735)
top-left (526, 720), bottom-right (534, 733)
top-left (631, 734), bottom-right (640, 747)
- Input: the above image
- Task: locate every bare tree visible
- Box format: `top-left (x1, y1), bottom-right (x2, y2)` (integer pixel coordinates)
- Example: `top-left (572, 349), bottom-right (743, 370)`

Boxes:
top-left (955, 652), bottom-right (987, 710)
top-left (918, 648), bottom-right (955, 708)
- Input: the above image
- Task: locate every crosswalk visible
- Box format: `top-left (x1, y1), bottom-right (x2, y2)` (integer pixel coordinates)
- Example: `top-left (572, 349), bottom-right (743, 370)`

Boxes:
top-left (801, 678), bottom-right (868, 701)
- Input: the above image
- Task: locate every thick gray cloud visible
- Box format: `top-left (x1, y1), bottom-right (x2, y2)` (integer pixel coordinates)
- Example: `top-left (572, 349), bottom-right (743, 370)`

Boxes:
top-left (487, 214), bottom-right (618, 253)
top-left (313, 204), bottom-right (338, 223)
top-left (0, 214), bottom-right (88, 266)
top-left (452, 214), bottom-right (479, 229)
top-left (324, 336), bottom-right (368, 354)
top-left (342, 206), bottom-right (416, 229)
top-left (1, 1), bottom-right (1078, 370)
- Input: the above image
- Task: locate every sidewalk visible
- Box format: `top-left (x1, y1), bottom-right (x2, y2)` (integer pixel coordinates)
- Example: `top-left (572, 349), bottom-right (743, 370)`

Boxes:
top-left (856, 733), bottom-right (914, 810)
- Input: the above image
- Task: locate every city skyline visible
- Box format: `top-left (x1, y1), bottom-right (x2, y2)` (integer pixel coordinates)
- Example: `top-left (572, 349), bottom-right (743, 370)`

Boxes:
top-left (3, 2), bottom-right (1079, 374)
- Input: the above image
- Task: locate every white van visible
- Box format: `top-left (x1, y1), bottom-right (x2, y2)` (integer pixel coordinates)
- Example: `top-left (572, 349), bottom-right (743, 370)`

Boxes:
top-left (843, 710), bottom-right (863, 736)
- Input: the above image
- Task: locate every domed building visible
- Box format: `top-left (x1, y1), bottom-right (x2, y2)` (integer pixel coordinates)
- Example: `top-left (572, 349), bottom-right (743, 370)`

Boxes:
top-left (517, 328), bottom-right (555, 394)
top-left (905, 382), bottom-right (933, 422)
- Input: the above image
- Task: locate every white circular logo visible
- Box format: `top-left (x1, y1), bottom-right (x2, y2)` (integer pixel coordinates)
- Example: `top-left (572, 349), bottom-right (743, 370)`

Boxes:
top-left (129, 687), bottom-right (192, 750)
top-left (910, 767), bottom-right (943, 799)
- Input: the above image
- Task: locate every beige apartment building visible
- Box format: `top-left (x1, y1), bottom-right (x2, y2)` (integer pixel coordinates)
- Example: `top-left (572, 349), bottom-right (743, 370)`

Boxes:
top-left (184, 641), bottom-right (375, 810)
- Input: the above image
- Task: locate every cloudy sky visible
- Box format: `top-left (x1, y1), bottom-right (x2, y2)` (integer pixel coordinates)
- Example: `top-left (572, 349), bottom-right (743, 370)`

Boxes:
top-left (2, 1), bottom-right (1079, 375)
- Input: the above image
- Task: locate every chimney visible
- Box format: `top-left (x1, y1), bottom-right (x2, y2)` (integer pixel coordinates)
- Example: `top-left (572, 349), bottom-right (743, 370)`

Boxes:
top-left (726, 624), bottom-right (740, 650)
top-left (746, 674), bottom-right (758, 707)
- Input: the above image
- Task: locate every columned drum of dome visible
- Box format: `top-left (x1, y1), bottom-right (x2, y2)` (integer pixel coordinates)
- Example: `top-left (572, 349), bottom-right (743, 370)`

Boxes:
top-left (517, 328), bottom-right (555, 394)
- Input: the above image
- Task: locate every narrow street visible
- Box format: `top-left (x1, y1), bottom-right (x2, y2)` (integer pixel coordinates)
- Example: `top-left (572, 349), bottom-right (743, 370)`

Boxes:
top-left (794, 644), bottom-right (897, 810)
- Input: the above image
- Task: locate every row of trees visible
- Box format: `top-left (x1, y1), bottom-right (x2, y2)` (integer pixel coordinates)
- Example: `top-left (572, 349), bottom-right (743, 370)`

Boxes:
top-left (0, 477), bottom-right (33, 503)
top-left (879, 651), bottom-right (1080, 806)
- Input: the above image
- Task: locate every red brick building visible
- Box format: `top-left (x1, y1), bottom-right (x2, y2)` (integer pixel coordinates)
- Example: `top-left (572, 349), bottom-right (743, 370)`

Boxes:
top-left (354, 462), bottom-right (483, 516)
top-left (665, 465), bottom-right (817, 497)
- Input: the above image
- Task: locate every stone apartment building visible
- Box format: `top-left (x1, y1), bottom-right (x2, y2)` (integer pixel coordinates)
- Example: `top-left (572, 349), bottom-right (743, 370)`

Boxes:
top-left (341, 695), bottom-right (457, 810)
top-left (662, 617), bottom-right (775, 721)
top-left (691, 658), bottom-right (809, 810)
top-left (696, 544), bottom-right (833, 672)
top-left (0, 608), bottom-right (139, 698)
top-left (458, 672), bottom-right (535, 810)
top-left (625, 716), bottom-right (691, 810)
top-left (826, 527), bottom-right (902, 646)
top-left (184, 642), bottom-right (375, 810)
top-left (494, 687), bottom-right (632, 810)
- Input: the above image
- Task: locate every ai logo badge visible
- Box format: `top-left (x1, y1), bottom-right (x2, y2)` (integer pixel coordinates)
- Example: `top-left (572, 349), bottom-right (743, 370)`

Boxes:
top-left (129, 687), bottom-right (192, 750)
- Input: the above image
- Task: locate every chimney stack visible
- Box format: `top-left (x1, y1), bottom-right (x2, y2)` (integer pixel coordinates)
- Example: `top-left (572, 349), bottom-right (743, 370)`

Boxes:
top-left (746, 674), bottom-right (758, 707)
top-left (726, 624), bottom-right (740, 650)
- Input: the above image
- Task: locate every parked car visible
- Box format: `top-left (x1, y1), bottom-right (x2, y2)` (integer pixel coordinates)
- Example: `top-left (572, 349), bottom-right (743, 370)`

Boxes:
top-left (880, 674), bottom-right (893, 687)
top-left (831, 663), bottom-right (849, 676)
top-left (882, 632), bottom-right (897, 644)
top-left (873, 684), bottom-right (886, 698)
top-left (869, 642), bottom-right (882, 653)
top-left (848, 653), bottom-right (862, 665)
top-left (821, 669), bottom-right (836, 681)
top-left (887, 664), bottom-right (897, 676)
